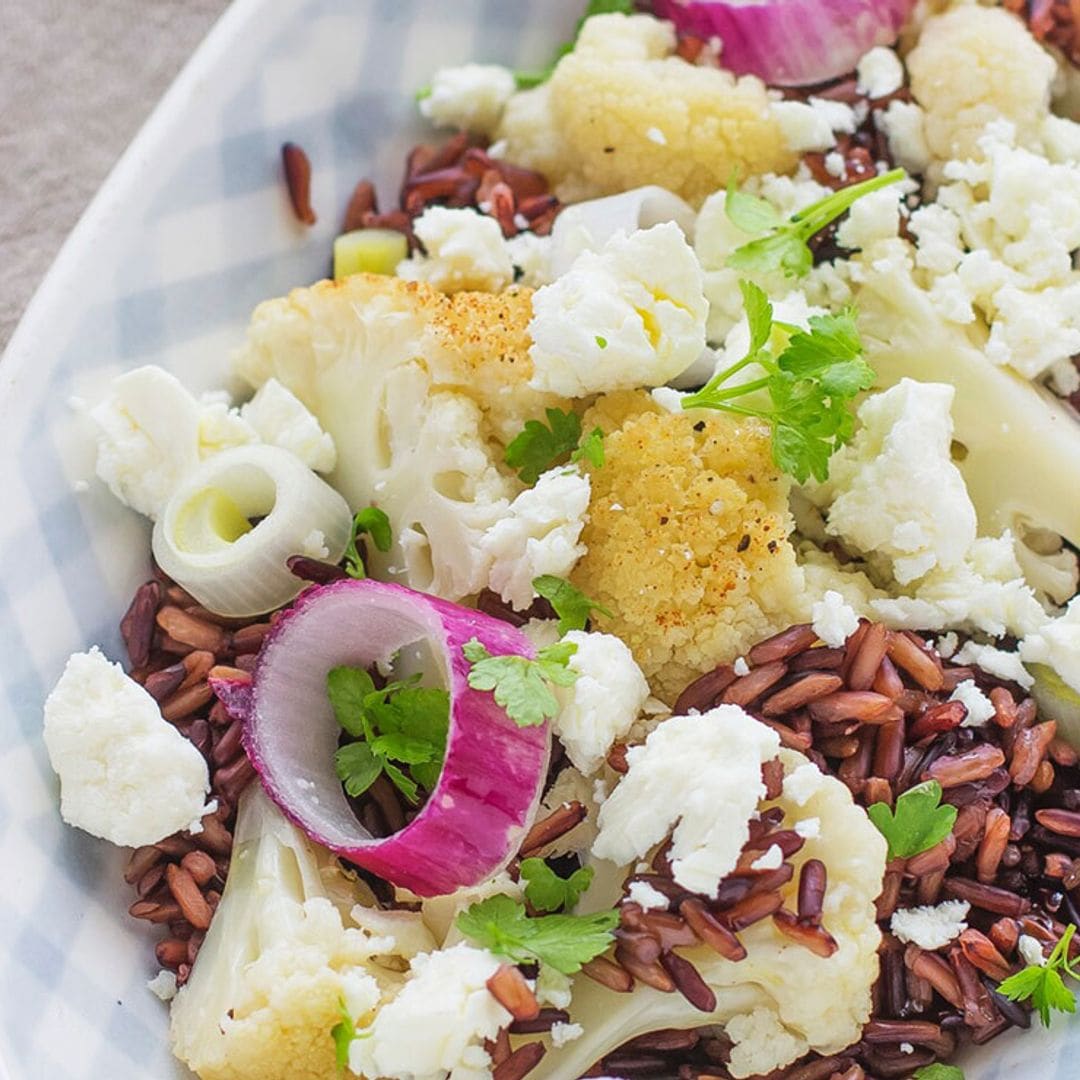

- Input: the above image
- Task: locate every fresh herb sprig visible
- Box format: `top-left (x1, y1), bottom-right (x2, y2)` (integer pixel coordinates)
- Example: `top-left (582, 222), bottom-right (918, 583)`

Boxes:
top-left (463, 638), bottom-right (579, 727)
top-left (328, 666), bottom-right (449, 804)
top-left (456, 893), bottom-right (618, 974)
top-left (520, 858), bottom-right (594, 913)
top-left (867, 779), bottom-right (957, 862)
top-left (505, 407), bottom-right (604, 485)
top-left (912, 1066), bottom-right (965, 1080)
top-left (998, 924), bottom-right (1080, 1027)
top-left (681, 280), bottom-right (874, 483)
top-left (514, 0), bottom-right (634, 88)
top-left (330, 996), bottom-right (357, 1071)
top-left (343, 506), bottom-right (393, 579)
top-left (725, 168), bottom-right (906, 278)
top-left (532, 575), bottom-right (612, 635)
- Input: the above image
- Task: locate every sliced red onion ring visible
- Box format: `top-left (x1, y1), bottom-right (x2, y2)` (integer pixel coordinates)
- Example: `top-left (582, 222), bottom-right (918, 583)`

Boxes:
top-left (654, 0), bottom-right (916, 87)
top-left (225, 578), bottom-right (550, 896)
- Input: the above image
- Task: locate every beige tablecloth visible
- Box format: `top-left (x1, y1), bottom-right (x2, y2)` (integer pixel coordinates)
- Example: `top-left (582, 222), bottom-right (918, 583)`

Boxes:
top-left (0, 0), bottom-right (230, 349)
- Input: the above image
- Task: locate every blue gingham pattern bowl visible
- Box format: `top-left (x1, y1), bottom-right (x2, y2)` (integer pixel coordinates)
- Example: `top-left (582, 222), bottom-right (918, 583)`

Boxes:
top-left (0, 1), bottom-right (1072, 1076)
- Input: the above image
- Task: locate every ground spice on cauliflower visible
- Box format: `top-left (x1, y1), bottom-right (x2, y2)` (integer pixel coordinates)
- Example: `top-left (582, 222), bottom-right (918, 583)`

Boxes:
top-left (570, 391), bottom-right (806, 701)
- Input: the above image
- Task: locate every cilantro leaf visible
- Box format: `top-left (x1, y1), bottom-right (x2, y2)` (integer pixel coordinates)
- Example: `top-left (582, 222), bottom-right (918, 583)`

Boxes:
top-left (570, 427), bottom-right (605, 469)
top-left (343, 506), bottom-right (393, 578)
top-left (520, 858), bottom-right (595, 913)
top-left (866, 780), bottom-right (958, 861)
top-left (513, 0), bottom-right (634, 88)
top-left (505, 408), bottom-right (582, 485)
top-left (328, 666), bottom-right (450, 804)
top-left (998, 924), bottom-right (1080, 1027)
top-left (681, 281), bottom-right (875, 483)
top-left (913, 1067), bottom-right (965, 1080)
top-left (532, 574), bottom-right (613, 635)
top-left (335, 742), bottom-right (383, 798)
top-left (725, 168), bottom-right (906, 279)
top-left (463, 638), bottom-right (579, 727)
top-left (456, 893), bottom-right (619, 974)
top-left (330, 996), bottom-right (356, 1071)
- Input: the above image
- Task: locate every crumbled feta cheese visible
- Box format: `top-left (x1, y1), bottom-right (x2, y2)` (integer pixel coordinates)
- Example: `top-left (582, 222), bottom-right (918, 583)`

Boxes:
top-left (808, 97), bottom-right (858, 135)
top-left (1049, 358), bottom-right (1080, 397)
top-left (837, 185), bottom-right (906, 251)
top-left (770, 101), bottom-right (836, 153)
top-left (147, 969), bottom-right (178, 1002)
top-left (794, 817), bottom-right (821, 839)
top-left (954, 641), bottom-right (1033, 690)
top-left (479, 466), bottom-right (591, 611)
top-left (43, 648), bottom-right (212, 846)
top-left (536, 965), bottom-right (573, 1010)
top-left (349, 944), bottom-right (510, 1079)
top-left (808, 380), bottom-right (976, 585)
top-left (856, 47), bottom-right (904, 99)
top-left (782, 762), bottom-right (825, 807)
top-left (733, 656), bottom-right (750, 677)
top-left (593, 708), bottom-right (780, 897)
top-left (529, 223), bottom-right (707, 397)
top-left (418, 63), bottom-right (516, 135)
top-left (949, 679), bottom-right (996, 727)
top-left (879, 100), bottom-right (931, 175)
top-left (1019, 934), bottom-right (1047, 968)
top-left (751, 844), bottom-right (783, 871)
top-left (398, 206), bottom-right (514, 294)
top-left (1021, 597), bottom-right (1080, 695)
top-left (627, 880), bottom-right (670, 911)
top-left (550, 1022), bottom-right (584, 1048)
top-left (900, 1042), bottom-right (915, 1054)
top-left (934, 632), bottom-right (959, 659)
top-left (645, 126), bottom-right (667, 145)
top-left (553, 630), bottom-right (650, 775)
top-left (811, 590), bottom-right (859, 647)
top-left (824, 151), bottom-right (847, 179)
top-left (506, 231), bottom-right (553, 288)
top-left (239, 378), bottom-right (336, 472)
top-left (890, 900), bottom-right (970, 949)
top-left (91, 366), bottom-right (203, 518)
top-left (300, 528), bottom-right (330, 560)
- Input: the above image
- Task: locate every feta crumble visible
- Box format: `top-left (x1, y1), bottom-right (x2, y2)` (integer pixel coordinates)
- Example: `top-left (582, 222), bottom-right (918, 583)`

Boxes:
top-left (398, 206), bottom-right (514, 294)
top-left (811, 590), bottom-right (859, 647)
top-left (627, 880), bottom-right (670, 911)
top-left (418, 63), bottom-right (516, 136)
top-left (733, 656), bottom-right (750, 677)
top-left (1021, 597), bottom-right (1080, 694)
top-left (856, 47), bottom-right (904, 99)
top-left (551, 1021), bottom-right (585, 1048)
top-left (950, 679), bottom-right (996, 728)
top-left (1019, 933), bottom-right (1047, 968)
top-left (593, 707), bottom-right (780, 897)
top-left (954, 640), bottom-right (1033, 690)
top-left (890, 900), bottom-right (970, 949)
top-left (147, 969), bottom-right (178, 1002)
top-left (43, 648), bottom-right (212, 847)
top-left (751, 844), bottom-right (783, 871)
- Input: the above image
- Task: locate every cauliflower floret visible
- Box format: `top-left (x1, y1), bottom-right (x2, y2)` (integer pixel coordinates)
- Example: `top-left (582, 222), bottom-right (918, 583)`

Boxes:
top-left (418, 63), bottom-right (516, 136)
top-left (807, 380), bottom-right (977, 586)
top-left (552, 630), bottom-right (650, 775)
top-left (348, 944), bottom-right (511, 1080)
top-left (544, 747), bottom-right (886, 1080)
top-left (479, 465), bottom-right (591, 610)
top-left (239, 378), bottom-right (336, 473)
top-left (170, 787), bottom-right (407, 1080)
top-left (43, 648), bottom-right (211, 846)
top-left (907, 6), bottom-right (1057, 162)
top-left (233, 275), bottom-right (570, 601)
top-left (398, 207), bottom-right (514, 295)
top-left (571, 392), bottom-right (806, 700)
top-left (528, 223), bottom-right (707, 397)
top-left (593, 708), bottom-right (780, 897)
top-left (495, 13), bottom-right (797, 206)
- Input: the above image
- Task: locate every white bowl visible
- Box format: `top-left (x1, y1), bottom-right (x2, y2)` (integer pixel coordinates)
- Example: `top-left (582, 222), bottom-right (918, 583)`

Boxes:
top-left (0, 1), bottom-right (1071, 1076)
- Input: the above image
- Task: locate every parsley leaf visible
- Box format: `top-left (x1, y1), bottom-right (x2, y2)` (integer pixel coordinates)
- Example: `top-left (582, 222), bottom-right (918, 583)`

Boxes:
top-left (513, 0), bottom-right (634, 88)
top-left (328, 666), bottom-right (450, 804)
top-left (456, 893), bottom-right (619, 974)
top-left (343, 506), bottom-right (393, 578)
top-left (463, 638), bottom-right (579, 727)
top-left (330, 996), bottom-right (356, 1071)
top-left (998, 924), bottom-right (1080, 1027)
top-left (866, 780), bottom-right (958, 862)
top-left (912, 1066), bottom-right (965, 1080)
top-left (570, 426), bottom-right (605, 469)
top-left (681, 280), bottom-right (874, 483)
top-left (520, 858), bottom-right (595, 913)
top-left (725, 168), bottom-right (906, 278)
top-left (532, 574), bottom-right (612, 635)
top-left (505, 408), bottom-right (582, 485)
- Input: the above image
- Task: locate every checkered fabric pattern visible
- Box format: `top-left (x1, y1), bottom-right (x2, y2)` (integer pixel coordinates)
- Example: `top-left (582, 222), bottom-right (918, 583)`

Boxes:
top-left (0, 0), bottom-right (1073, 1077)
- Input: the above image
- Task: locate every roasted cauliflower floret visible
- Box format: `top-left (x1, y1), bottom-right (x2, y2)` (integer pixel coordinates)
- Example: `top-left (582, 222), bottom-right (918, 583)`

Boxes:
top-left (496, 13), bottom-right (797, 206)
top-left (907, 6), bottom-right (1057, 162)
top-left (570, 391), bottom-right (807, 701)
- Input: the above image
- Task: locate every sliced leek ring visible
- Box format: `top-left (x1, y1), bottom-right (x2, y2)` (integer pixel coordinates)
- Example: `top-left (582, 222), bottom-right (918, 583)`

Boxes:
top-left (153, 444), bottom-right (352, 617)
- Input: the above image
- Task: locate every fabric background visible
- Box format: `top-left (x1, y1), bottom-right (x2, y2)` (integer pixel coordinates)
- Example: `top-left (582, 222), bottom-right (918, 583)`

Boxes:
top-left (0, 0), bottom-right (229, 349)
